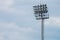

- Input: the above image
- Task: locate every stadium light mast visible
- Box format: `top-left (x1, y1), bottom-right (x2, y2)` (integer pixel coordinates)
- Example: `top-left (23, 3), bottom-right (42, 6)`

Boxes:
top-left (33, 4), bottom-right (49, 40)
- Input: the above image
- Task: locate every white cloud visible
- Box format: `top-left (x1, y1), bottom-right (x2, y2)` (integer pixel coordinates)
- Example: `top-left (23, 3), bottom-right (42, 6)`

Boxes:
top-left (45, 16), bottom-right (60, 26)
top-left (0, 0), bottom-right (14, 12)
top-left (0, 32), bottom-right (6, 40)
top-left (0, 0), bottom-right (13, 6)
top-left (0, 22), bottom-right (37, 32)
top-left (0, 22), bottom-right (39, 40)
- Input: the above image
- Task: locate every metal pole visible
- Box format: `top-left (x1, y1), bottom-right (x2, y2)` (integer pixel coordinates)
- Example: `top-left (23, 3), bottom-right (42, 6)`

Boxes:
top-left (41, 19), bottom-right (44, 40)
top-left (41, 11), bottom-right (44, 40)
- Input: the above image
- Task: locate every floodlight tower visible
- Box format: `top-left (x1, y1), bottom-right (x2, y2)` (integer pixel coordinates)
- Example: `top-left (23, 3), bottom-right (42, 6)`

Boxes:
top-left (33, 4), bottom-right (49, 40)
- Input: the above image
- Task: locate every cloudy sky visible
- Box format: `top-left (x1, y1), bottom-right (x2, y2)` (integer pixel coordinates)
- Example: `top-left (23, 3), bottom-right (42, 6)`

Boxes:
top-left (0, 0), bottom-right (60, 40)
